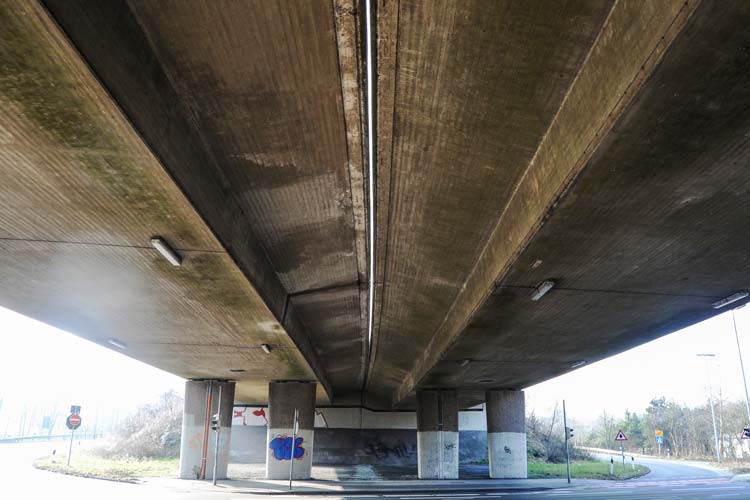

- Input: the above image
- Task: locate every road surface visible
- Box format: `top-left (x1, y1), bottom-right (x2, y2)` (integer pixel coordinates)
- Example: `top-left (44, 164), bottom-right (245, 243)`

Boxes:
top-left (593, 451), bottom-right (728, 480)
top-left (1, 442), bottom-right (749, 499)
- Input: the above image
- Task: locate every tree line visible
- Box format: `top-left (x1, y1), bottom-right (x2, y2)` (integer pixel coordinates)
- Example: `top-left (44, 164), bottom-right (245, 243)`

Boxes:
top-left (580, 397), bottom-right (750, 461)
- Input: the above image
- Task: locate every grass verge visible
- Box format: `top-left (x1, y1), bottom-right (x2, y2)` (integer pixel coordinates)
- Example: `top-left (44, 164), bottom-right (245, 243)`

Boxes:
top-left (528, 458), bottom-right (650, 480)
top-left (33, 453), bottom-right (178, 482)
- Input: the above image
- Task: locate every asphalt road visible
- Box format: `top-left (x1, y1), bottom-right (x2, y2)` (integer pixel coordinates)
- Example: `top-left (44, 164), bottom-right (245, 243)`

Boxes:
top-left (2, 442), bottom-right (749, 499)
top-left (593, 451), bottom-right (729, 480)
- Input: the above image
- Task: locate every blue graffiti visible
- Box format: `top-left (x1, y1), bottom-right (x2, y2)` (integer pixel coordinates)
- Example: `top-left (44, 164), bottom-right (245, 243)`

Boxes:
top-left (269, 436), bottom-right (305, 460)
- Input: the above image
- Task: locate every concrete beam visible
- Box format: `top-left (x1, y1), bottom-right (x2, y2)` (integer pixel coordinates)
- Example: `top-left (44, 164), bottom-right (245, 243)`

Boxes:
top-left (332, 0), bottom-right (370, 394)
top-left (42, 0), bottom-right (335, 401)
top-left (394, 0), bottom-right (700, 406)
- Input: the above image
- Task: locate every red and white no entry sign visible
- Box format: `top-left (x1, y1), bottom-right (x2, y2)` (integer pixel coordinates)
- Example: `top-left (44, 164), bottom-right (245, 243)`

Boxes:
top-left (66, 413), bottom-right (82, 430)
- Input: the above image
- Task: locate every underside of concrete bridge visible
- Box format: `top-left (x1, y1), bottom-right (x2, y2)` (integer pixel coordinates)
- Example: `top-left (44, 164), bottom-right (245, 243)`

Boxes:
top-left (2, 0), bottom-right (750, 416)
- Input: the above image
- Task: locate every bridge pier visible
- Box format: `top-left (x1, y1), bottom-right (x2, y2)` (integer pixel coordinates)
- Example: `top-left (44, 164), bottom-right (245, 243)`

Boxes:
top-left (178, 380), bottom-right (235, 480)
top-left (266, 381), bottom-right (317, 479)
top-left (416, 389), bottom-right (459, 479)
top-left (486, 389), bottom-right (527, 478)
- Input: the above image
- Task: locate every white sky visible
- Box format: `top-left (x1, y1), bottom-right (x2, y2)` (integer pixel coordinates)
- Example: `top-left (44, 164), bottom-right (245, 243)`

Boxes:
top-left (2, 304), bottom-right (750, 426)
top-left (526, 305), bottom-right (750, 423)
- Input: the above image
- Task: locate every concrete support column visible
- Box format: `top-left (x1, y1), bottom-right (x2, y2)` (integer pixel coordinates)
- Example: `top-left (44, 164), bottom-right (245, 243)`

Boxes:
top-left (179, 380), bottom-right (235, 480)
top-left (416, 390), bottom-right (459, 479)
top-left (266, 381), bottom-right (316, 479)
top-left (486, 390), bottom-right (527, 478)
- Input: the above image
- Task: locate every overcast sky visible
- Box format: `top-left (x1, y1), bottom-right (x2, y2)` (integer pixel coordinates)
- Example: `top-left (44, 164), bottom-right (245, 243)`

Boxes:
top-left (1, 303), bottom-right (750, 426)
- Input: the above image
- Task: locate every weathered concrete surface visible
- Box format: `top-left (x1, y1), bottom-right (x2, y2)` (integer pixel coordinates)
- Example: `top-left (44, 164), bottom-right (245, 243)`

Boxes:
top-left (37, 0), bottom-right (376, 402)
top-left (416, 391), bottom-right (458, 479)
top-left (266, 382), bottom-right (317, 479)
top-left (417, 0), bottom-right (750, 402)
top-left (5, 0), bottom-right (750, 415)
top-left (230, 406), bottom-right (487, 466)
top-left (394, 0), bottom-right (703, 406)
top-left (0, 1), bottom-right (321, 403)
top-left (486, 391), bottom-right (526, 479)
top-left (368, 0), bottom-right (616, 406)
top-left (179, 380), bottom-right (235, 480)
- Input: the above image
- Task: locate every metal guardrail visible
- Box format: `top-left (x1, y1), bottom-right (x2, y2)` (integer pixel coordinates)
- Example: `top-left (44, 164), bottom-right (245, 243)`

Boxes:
top-left (0, 433), bottom-right (103, 444)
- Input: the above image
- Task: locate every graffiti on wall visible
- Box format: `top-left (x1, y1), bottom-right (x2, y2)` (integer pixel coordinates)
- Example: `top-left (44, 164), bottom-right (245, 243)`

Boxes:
top-left (269, 435), bottom-right (305, 460)
top-left (363, 441), bottom-right (415, 460)
top-left (232, 406), bottom-right (268, 426)
top-left (253, 408), bottom-right (268, 424)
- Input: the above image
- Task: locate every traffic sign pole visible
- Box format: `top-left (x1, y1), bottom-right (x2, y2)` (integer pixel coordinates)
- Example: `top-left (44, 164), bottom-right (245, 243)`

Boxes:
top-left (212, 384), bottom-right (222, 486)
top-left (65, 406), bottom-right (82, 466)
top-left (562, 400), bottom-right (571, 484)
top-left (67, 429), bottom-right (74, 467)
top-left (655, 430), bottom-right (664, 456)
top-left (289, 408), bottom-right (298, 491)
top-left (614, 429), bottom-right (628, 469)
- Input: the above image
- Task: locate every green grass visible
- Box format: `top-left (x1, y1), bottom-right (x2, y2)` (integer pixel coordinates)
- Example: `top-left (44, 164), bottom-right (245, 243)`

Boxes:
top-left (33, 453), bottom-right (178, 482)
top-left (527, 458), bottom-right (650, 480)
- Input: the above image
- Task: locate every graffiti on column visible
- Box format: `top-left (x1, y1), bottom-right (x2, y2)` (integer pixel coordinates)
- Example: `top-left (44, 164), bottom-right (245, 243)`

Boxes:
top-left (269, 435), bottom-right (305, 460)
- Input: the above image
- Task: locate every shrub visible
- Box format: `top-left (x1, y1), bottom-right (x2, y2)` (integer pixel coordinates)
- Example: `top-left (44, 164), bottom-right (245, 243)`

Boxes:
top-left (98, 391), bottom-right (183, 459)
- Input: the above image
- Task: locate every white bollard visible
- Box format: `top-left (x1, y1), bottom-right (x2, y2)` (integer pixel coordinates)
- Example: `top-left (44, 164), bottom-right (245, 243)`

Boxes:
top-left (610, 457), bottom-right (614, 476)
top-left (631, 456), bottom-right (635, 471)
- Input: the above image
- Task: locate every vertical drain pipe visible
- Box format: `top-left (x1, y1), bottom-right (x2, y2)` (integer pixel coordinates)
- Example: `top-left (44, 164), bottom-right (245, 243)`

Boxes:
top-left (200, 381), bottom-right (213, 479)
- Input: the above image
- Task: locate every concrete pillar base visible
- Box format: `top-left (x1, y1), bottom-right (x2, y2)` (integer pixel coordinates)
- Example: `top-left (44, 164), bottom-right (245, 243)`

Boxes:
top-left (416, 390), bottom-right (459, 479)
top-left (266, 381), bottom-right (317, 479)
top-left (417, 430), bottom-right (459, 479)
top-left (486, 390), bottom-right (527, 479)
top-left (178, 380), bottom-right (235, 480)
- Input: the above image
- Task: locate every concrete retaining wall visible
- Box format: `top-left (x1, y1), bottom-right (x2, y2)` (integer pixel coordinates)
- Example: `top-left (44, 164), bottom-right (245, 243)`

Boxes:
top-left (229, 406), bottom-right (488, 467)
top-left (229, 426), bottom-right (487, 466)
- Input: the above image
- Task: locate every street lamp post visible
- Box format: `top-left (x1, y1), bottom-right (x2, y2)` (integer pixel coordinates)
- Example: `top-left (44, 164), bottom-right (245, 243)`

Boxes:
top-left (697, 353), bottom-right (721, 463)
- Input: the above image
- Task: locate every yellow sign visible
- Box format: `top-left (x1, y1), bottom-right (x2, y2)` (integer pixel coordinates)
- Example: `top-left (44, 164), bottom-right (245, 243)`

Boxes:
top-left (655, 430), bottom-right (664, 437)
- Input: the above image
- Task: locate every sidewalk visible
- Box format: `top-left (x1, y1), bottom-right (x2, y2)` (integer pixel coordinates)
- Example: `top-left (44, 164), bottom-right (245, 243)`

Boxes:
top-left (145, 476), bottom-right (592, 496)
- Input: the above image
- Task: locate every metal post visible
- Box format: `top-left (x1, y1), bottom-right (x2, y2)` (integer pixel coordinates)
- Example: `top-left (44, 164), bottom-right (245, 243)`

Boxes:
top-left (732, 309), bottom-right (750, 423)
top-left (67, 429), bottom-right (74, 467)
top-left (698, 354), bottom-right (721, 463)
top-left (563, 400), bottom-right (571, 484)
top-left (289, 408), bottom-right (298, 491)
top-left (621, 443), bottom-right (625, 468)
top-left (438, 391), bottom-right (444, 480)
top-left (212, 384), bottom-right (222, 486)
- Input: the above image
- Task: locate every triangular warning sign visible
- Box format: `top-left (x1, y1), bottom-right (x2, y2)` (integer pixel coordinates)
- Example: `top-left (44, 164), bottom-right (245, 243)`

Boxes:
top-left (615, 430), bottom-right (628, 441)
